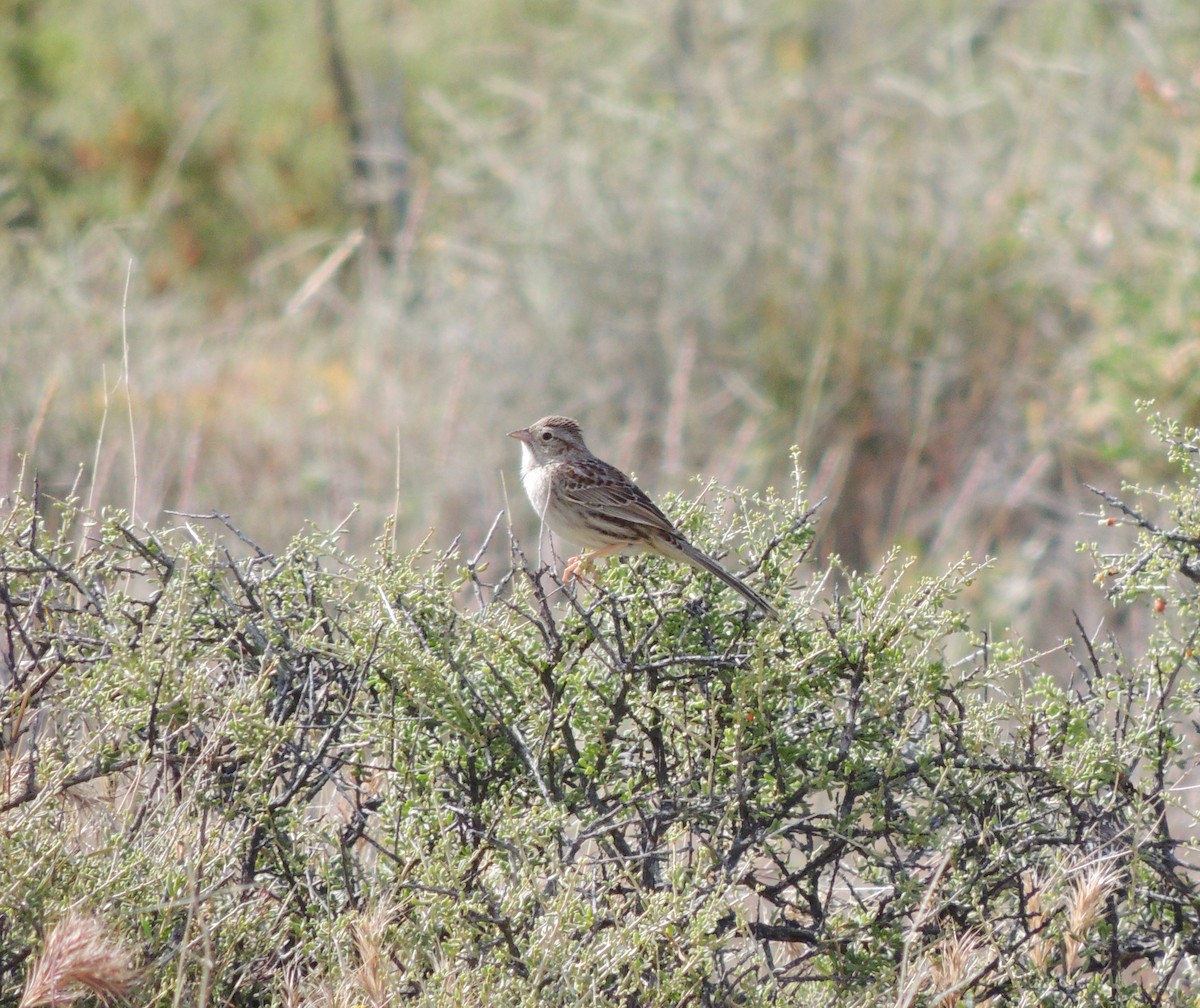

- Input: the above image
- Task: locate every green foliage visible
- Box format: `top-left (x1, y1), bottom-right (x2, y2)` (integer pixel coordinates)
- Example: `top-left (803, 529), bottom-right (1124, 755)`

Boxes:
top-left (3, 440), bottom-right (1200, 1004)
top-left (1088, 412), bottom-right (1200, 604)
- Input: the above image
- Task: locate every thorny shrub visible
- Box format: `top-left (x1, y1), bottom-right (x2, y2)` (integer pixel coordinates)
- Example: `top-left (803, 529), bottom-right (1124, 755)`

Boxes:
top-left (2, 432), bottom-right (1200, 1006)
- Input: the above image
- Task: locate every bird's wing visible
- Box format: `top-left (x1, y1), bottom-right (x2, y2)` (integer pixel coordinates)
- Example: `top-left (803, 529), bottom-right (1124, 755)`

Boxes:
top-left (553, 460), bottom-right (677, 540)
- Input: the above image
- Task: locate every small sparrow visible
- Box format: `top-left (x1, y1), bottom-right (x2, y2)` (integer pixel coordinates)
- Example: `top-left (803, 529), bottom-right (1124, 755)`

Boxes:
top-left (508, 415), bottom-right (778, 618)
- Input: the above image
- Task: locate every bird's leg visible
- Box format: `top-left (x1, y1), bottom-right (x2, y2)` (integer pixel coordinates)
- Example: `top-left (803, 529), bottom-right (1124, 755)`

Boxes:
top-left (563, 554), bottom-right (591, 584)
top-left (564, 542), bottom-right (629, 583)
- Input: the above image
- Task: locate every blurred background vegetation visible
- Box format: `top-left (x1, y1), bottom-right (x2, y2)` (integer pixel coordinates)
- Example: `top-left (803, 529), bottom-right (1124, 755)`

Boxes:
top-left (3, 0), bottom-right (1200, 648)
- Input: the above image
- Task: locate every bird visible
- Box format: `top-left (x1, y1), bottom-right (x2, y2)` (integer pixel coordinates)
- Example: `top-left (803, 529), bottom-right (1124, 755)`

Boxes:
top-left (508, 415), bottom-right (778, 618)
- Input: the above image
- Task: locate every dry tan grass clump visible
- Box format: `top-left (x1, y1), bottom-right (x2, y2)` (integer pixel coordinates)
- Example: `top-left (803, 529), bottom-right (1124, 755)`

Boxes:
top-left (1022, 860), bottom-right (1125, 978)
top-left (1064, 863), bottom-right (1123, 976)
top-left (280, 905), bottom-right (403, 1008)
top-left (1022, 871), bottom-right (1054, 973)
top-left (928, 929), bottom-right (989, 1006)
top-left (348, 903), bottom-right (397, 1008)
top-left (19, 913), bottom-right (139, 1008)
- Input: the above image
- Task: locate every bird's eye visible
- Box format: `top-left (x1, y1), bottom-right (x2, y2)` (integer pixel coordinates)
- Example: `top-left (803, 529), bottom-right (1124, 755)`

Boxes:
top-left (540, 431), bottom-right (553, 442)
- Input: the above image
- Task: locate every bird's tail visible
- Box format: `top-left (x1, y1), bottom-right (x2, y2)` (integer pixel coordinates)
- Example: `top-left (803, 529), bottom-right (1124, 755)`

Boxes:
top-left (665, 539), bottom-right (779, 619)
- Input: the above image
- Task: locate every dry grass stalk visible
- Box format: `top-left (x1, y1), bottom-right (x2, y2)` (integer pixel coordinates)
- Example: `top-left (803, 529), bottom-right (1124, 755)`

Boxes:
top-left (19, 913), bottom-right (138, 1007)
top-left (928, 930), bottom-right (988, 1006)
top-left (278, 905), bottom-right (400, 1008)
top-left (350, 904), bottom-right (396, 1008)
top-left (1022, 871), bottom-right (1054, 972)
top-left (893, 959), bottom-right (931, 1008)
top-left (894, 849), bottom-right (954, 1008)
top-left (1064, 863), bottom-right (1122, 975)
top-left (279, 962), bottom-right (304, 1008)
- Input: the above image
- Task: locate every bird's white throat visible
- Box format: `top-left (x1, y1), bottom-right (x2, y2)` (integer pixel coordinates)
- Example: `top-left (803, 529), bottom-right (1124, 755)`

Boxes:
top-left (519, 443), bottom-right (553, 520)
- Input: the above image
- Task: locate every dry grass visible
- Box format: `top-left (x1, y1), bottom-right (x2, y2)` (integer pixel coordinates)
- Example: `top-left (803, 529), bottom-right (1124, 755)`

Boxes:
top-left (1023, 871), bottom-right (1055, 973)
top-left (928, 930), bottom-right (990, 1007)
top-left (1019, 859), bottom-right (1126, 980)
top-left (19, 914), bottom-right (138, 1008)
top-left (1064, 863), bottom-right (1124, 976)
top-left (895, 850), bottom-right (1139, 1004)
top-left (347, 904), bottom-right (397, 1008)
top-left (282, 904), bottom-right (422, 1007)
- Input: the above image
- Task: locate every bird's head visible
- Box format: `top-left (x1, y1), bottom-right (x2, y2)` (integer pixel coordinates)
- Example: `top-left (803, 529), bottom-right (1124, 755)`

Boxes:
top-left (508, 415), bottom-right (589, 462)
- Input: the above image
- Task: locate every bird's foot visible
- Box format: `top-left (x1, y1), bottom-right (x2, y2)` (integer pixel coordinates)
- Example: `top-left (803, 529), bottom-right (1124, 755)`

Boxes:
top-left (563, 552), bottom-right (596, 585)
top-left (564, 543), bottom-right (630, 588)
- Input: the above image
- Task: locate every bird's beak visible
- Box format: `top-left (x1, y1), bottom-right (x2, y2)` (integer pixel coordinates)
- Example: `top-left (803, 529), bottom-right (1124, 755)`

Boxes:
top-left (508, 427), bottom-right (532, 444)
